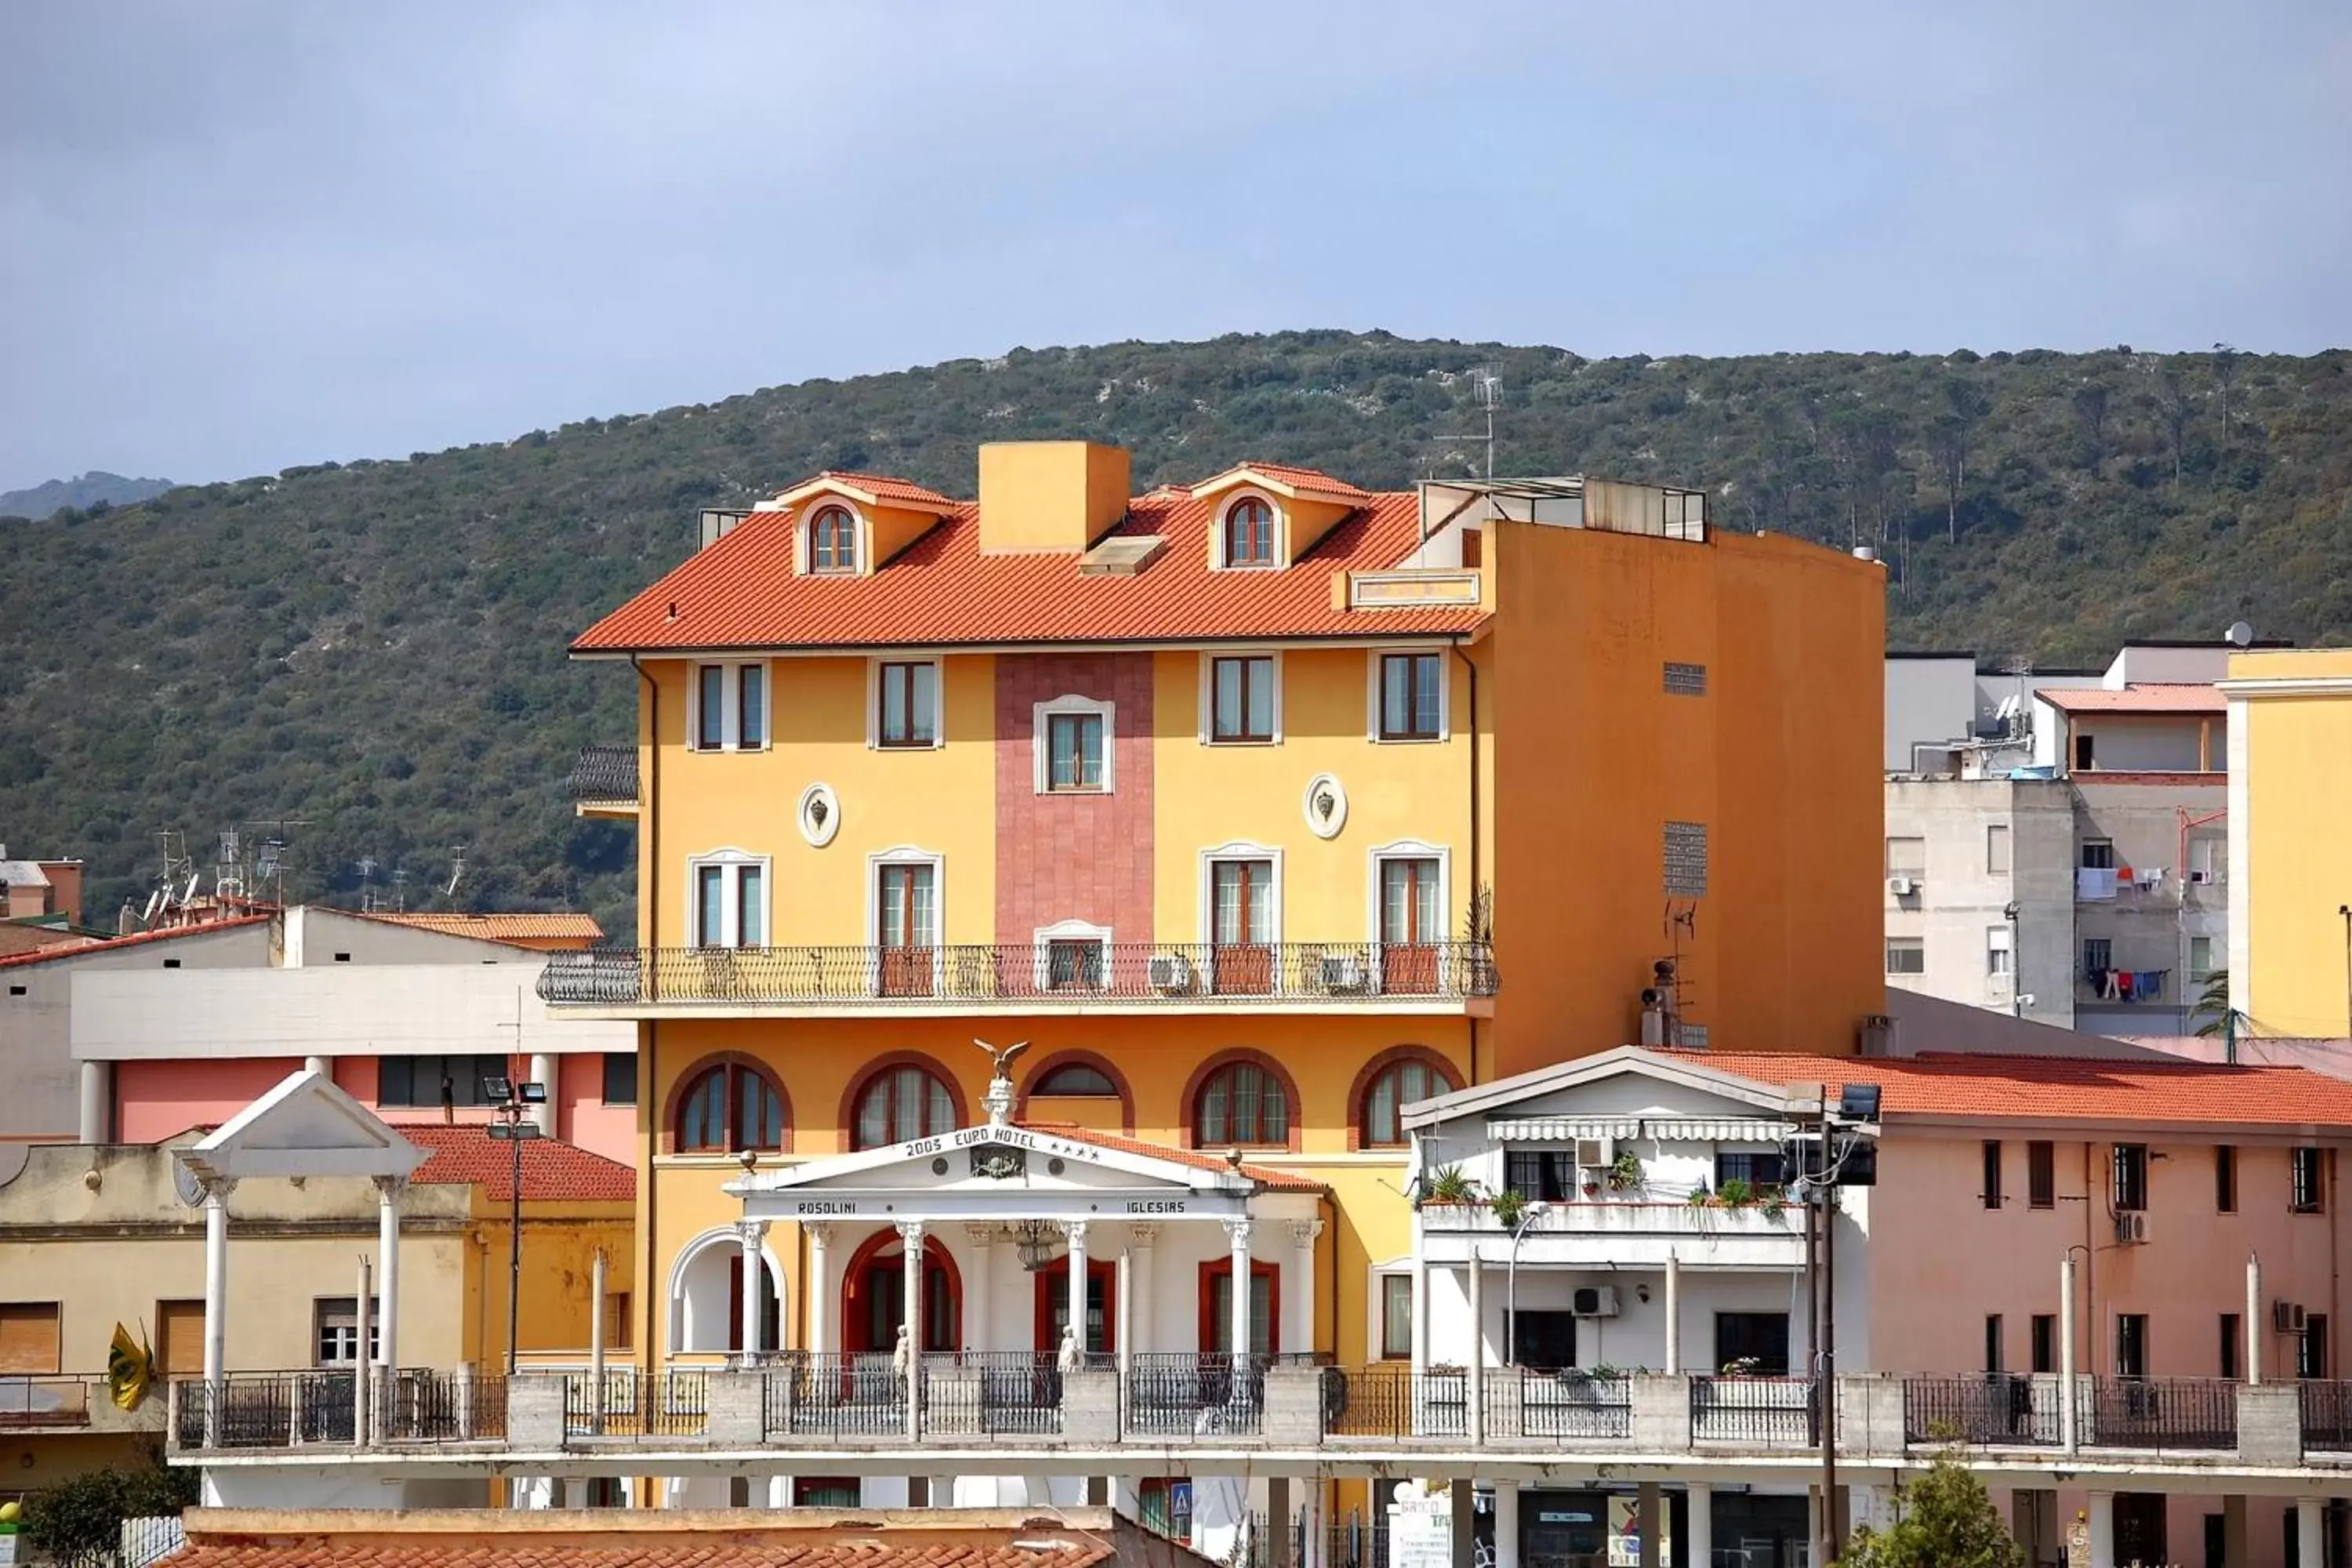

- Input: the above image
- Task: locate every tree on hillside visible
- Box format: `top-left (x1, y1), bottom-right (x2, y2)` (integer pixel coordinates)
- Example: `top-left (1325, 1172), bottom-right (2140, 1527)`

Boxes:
top-left (2071, 382), bottom-right (2111, 473)
top-left (2212, 343), bottom-right (2241, 452)
top-left (1929, 376), bottom-right (1989, 542)
top-left (1836, 1455), bottom-right (2025, 1568)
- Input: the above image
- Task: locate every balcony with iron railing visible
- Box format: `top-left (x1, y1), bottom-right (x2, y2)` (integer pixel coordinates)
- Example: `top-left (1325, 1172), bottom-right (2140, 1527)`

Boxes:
top-left (567, 746), bottom-right (640, 814)
top-left (536, 941), bottom-right (1499, 1012)
top-left (1, 1374), bottom-right (166, 1435)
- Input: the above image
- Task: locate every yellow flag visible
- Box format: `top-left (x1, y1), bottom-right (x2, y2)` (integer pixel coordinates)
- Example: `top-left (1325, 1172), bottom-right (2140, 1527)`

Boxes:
top-left (107, 1323), bottom-right (153, 1412)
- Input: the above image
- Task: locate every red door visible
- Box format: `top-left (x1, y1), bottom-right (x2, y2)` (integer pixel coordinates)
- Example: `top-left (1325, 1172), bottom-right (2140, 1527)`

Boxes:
top-left (1380, 858), bottom-right (1441, 994)
top-left (1034, 1261), bottom-right (1119, 1355)
top-left (877, 865), bottom-right (935, 998)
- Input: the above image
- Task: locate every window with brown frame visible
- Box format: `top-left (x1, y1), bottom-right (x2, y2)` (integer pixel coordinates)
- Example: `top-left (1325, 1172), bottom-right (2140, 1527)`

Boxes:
top-left (1196, 1059), bottom-right (1288, 1146)
top-left (1210, 656), bottom-right (1276, 742)
top-left (808, 506), bottom-right (857, 573)
top-left (854, 1064), bottom-right (956, 1150)
top-left (1360, 1058), bottom-right (1452, 1148)
top-left (1223, 499), bottom-right (1275, 567)
top-left (675, 1062), bottom-right (786, 1152)
top-left (877, 662), bottom-right (938, 748)
top-left (1379, 653), bottom-right (1443, 740)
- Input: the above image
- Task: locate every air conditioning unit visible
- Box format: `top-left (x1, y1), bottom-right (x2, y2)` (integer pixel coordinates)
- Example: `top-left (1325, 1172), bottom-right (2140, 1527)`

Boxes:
top-left (1320, 955), bottom-right (1370, 993)
top-left (2274, 1300), bottom-right (2308, 1334)
top-left (1886, 876), bottom-right (1917, 897)
top-left (1147, 954), bottom-right (1194, 993)
top-left (1571, 1287), bottom-right (1621, 1319)
top-left (1574, 1137), bottom-right (1616, 1171)
top-left (2190, 869), bottom-right (2217, 885)
top-left (2112, 1211), bottom-right (2148, 1245)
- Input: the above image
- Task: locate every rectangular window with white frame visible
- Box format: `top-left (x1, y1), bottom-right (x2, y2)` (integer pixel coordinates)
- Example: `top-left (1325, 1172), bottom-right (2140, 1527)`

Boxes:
top-left (2189, 836), bottom-right (2227, 886)
top-left (1370, 843), bottom-right (1447, 996)
top-left (873, 659), bottom-right (942, 750)
top-left (1033, 920), bottom-right (1112, 993)
top-left (690, 855), bottom-right (768, 948)
top-left (1987, 924), bottom-right (2013, 978)
top-left (1885, 837), bottom-right (1926, 877)
top-left (872, 853), bottom-right (942, 998)
top-left (1886, 936), bottom-right (1925, 975)
top-left (1203, 846), bottom-right (1279, 996)
top-left (1987, 823), bottom-right (2011, 876)
top-left (691, 662), bottom-right (770, 753)
top-left (2189, 935), bottom-right (2215, 983)
top-left (1204, 653), bottom-right (1279, 744)
top-left (1034, 695), bottom-right (1113, 793)
top-left (1379, 1273), bottom-right (1413, 1360)
top-left (1372, 652), bottom-right (1445, 742)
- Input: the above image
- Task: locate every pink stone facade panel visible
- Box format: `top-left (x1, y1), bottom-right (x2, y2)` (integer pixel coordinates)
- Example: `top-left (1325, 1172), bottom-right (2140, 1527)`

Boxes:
top-left (993, 652), bottom-right (1154, 946)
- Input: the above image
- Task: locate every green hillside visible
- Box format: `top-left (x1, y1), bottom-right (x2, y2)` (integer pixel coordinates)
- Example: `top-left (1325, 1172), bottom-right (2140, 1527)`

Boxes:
top-left (3, 331), bottom-right (2347, 938)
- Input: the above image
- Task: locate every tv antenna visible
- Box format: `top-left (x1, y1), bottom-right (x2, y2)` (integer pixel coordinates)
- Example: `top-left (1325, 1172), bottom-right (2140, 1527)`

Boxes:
top-left (391, 868), bottom-right (411, 913)
top-left (444, 845), bottom-right (467, 900)
top-left (357, 855), bottom-right (380, 913)
top-left (1419, 365), bottom-right (1502, 481)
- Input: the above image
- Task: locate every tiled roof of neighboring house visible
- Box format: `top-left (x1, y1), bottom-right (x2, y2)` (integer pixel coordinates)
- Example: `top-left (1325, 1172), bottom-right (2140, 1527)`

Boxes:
top-left (1197, 460), bottom-right (1375, 503)
top-left (0, 923), bottom-right (100, 959)
top-left (359, 912), bottom-right (606, 943)
top-left (0, 859), bottom-right (54, 888)
top-left (2038, 683), bottom-right (2225, 714)
top-left (573, 484), bottom-right (1485, 654)
top-left (1025, 1122), bottom-right (1323, 1191)
top-left (176, 1544), bottom-right (1110, 1568)
top-left (401, 1125), bottom-right (635, 1203)
top-left (1685, 1050), bottom-right (2352, 1129)
top-left (0, 914), bottom-right (273, 970)
top-left (782, 470), bottom-right (963, 512)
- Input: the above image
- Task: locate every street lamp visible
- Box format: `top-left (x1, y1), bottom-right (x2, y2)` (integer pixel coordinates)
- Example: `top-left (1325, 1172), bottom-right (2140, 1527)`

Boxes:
top-left (1503, 1201), bottom-right (1549, 1365)
top-left (485, 1076), bottom-right (547, 1375)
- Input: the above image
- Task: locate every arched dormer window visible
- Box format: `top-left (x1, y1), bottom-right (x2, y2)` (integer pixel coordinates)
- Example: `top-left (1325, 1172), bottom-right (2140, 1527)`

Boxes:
top-left (675, 1058), bottom-right (787, 1152)
top-left (1223, 497), bottom-right (1276, 568)
top-left (808, 505), bottom-right (858, 574)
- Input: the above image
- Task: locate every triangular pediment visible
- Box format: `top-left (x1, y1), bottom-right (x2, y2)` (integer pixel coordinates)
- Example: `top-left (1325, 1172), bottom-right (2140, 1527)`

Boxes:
top-left (1403, 1045), bottom-right (1798, 1138)
top-left (733, 1122), bottom-right (1254, 1223)
top-left (179, 1069), bottom-right (427, 1183)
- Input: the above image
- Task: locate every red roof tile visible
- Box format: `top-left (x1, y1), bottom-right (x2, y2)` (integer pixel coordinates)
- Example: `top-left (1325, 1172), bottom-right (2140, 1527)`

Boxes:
top-left (783, 470), bottom-right (961, 512)
top-left (1196, 461), bottom-right (1375, 503)
top-left (401, 1125), bottom-right (635, 1203)
top-left (1025, 1122), bottom-right (1323, 1191)
top-left (574, 490), bottom-right (1483, 653)
top-left (359, 911), bottom-right (605, 942)
top-left (2038, 684), bottom-right (2224, 714)
top-left (1677, 1049), bottom-right (2352, 1129)
top-left (0, 914), bottom-right (273, 970)
top-left (174, 1540), bottom-right (1111, 1568)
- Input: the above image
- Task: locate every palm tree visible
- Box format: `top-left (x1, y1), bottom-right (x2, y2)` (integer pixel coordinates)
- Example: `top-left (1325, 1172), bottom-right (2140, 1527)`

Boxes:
top-left (2194, 970), bottom-right (2233, 1037)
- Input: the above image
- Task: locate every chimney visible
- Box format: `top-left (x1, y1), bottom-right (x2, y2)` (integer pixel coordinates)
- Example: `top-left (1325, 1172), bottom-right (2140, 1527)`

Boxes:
top-left (977, 441), bottom-right (1131, 554)
top-left (1857, 1012), bottom-right (1898, 1057)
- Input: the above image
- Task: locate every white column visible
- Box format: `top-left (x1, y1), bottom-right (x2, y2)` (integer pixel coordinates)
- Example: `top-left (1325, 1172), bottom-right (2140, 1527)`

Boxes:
top-left (1663, 1253), bottom-right (1682, 1374)
top-left (304, 1055), bottom-right (331, 1079)
top-left (807, 1224), bottom-right (835, 1356)
top-left (2246, 1253), bottom-right (2263, 1384)
top-left (1494, 1484), bottom-right (1521, 1568)
top-left (590, 1247), bottom-right (608, 1436)
top-left (1127, 1225), bottom-right (1156, 1355)
top-left (1116, 1252), bottom-right (1134, 1384)
top-left (1685, 1484), bottom-right (1711, 1568)
top-left (354, 1252), bottom-right (373, 1444)
top-left (1064, 1220), bottom-right (1091, 1352)
top-left (374, 1177), bottom-right (404, 1379)
top-left (737, 1219), bottom-right (769, 1363)
top-left (1465, 1249), bottom-right (1485, 1442)
top-left (528, 1053), bottom-right (558, 1137)
top-left (964, 1225), bottom-right (996, 1351)
top-left (201, 1177), bottom-right (235, 1395)
top-left (1224, 1218), bottom-right (1254, 1359)
top-left (898, 1221), bottom-right (927, 1439)
top-left (2297, 1498), bottom-right (2324, 1568)
top-left (2060, 1253), bottom-right (2078, 1454)
top-left (78, 1061), bottom-right (109, 1144)
top-left (1410, 1254), bottom-right (1430, 1377)
top-left (2086, 1491), bottom-right (2114, 1568)
top-left (1287, 1221), bottom-right (1322, 1356)
top-left (1301, 1477), bottom-right (1327, 1568)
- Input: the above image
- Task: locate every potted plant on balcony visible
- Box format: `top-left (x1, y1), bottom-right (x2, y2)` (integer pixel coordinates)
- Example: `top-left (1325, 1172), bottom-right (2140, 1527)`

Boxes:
top-left (1716, 1177), bottom-right (1756, 1209)
top-left (1606, 1150), bottom-right (1643, 1192)
top-left (1490, 1188), bottom-right (1530, 1231)
top-left (1415, 1164), bottom-right (1481, 1211)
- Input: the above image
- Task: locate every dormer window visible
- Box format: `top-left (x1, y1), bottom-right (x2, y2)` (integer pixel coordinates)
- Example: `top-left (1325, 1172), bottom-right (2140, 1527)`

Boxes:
top-left (1223, 497), bottom-right (1276, 568)
top-left (808, 506), bottom-right (858, 574)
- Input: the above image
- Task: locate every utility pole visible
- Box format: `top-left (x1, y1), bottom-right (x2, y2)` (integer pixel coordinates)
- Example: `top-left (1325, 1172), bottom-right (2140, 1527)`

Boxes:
top-left (485, 1071), bottom-right (547, 1374)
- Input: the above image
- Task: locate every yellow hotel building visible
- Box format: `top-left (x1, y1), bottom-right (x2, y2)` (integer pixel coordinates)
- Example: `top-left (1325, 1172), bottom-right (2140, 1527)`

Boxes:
top-left (2222, 646), bottom-right (2352, 1038)
top-left (548, 441), bottom-right (1883, 1508)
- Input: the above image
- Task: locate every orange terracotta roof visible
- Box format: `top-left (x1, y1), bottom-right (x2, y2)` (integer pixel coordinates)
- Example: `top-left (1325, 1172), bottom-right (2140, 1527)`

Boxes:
top-left (1678, 1050), bottom-right (2352, 1129)
top-left (0, 914), bottom-right (272, 970)
top-left (361, 911), bottom-right (605, 942)
top-left (1025, 1122), bottom-right (1323, 1191)
top-left (573, 489), bottom-right (1484, 653)
top-left (174, 1539), bottom-right (1111, 1568)
top-left (2038, 683), bottom-right (2224, 714)
top-left (401, 1125), bottom-right (635, 1203)
top-left (784, 470), bottom-right (961, 512)
top-left (1195, 461), bottom-right (1374, 502)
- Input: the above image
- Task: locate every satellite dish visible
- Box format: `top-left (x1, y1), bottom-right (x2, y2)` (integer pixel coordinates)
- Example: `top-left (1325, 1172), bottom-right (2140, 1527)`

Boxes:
top-left (181, 870), bottom-right (202, 905)
top-left (2225, 621), bottom-right (2254, 648)
top-left (173, 1158), bottom-right (205, 1209)
top-left (142, 889), bottom-right (164, 926)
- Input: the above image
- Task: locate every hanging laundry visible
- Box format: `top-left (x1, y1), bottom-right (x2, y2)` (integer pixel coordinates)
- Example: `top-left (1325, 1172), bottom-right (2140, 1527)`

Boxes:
top-left (2131, 970), bottom-right (2168, 1003)
top-left (2077, 867), bottom-right (2118, 901)
top-left (2116, 969), bottom-right (2133, 1001)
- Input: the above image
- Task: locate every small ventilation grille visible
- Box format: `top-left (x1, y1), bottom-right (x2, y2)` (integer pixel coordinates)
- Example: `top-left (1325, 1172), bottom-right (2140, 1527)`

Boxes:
top-left (1664, 662), bottom-right (1708, 695)
top-left (1664, 821), bottom-right (1709, 898)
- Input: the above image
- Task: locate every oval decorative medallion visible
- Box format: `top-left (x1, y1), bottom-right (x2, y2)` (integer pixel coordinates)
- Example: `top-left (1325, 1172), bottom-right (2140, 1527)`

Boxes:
top-left (797, 782), bottom-right (841, 848)
top-left (1302, 773), bottom-right (1348, 840)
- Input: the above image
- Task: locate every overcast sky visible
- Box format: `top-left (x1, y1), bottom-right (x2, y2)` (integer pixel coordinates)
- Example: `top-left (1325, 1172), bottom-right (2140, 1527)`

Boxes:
top-left (3, 2), bottom-right (2347, 488)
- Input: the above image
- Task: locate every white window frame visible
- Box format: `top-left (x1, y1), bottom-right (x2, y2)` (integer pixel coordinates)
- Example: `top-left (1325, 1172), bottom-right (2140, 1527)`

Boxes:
top-left (1885, 935), bottom-right (1926, 976)
top-left (1366, 840), bottom-right (1452, 943)
top-left (2188, 935), bottom-right (2216, 983)
top-left (1366, 648), bottom-right (1450, 743)
top-left (1198, 841), bottom-right (1284, 947)
top-left (1987, 924), bottom-right (2013, 978)
top-left (1033, 918), bottom-right (1113, 992)
top-left (1986, 823), bottom-right (2012, 877)
top-left (1368, 1261), bottom-right (1416, 1362)
top-left (800, 501), bottom-right (867, 576)
top-left (1211, 488), bottom-right (1285, 572)
top-left (687, 849), bottom-right (771, 948)
top-left (1198, 649), bottom-right (1284, 745)
top-left (1884, 836), bottom-right (1927, 877)
top-left (867, 656), bottom-right (946, 750)
top-left (1033, 694), bottom-right (1116, 794)
top-left (688, 661), bottom-right (771, 753)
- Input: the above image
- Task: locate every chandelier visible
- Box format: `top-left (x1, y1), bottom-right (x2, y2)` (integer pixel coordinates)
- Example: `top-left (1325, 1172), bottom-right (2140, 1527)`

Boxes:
top-left (1010, 1219), bottom-right (1065, 1273)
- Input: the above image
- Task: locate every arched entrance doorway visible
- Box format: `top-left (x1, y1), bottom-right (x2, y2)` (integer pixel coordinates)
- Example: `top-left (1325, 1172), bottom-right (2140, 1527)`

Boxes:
top-left (670, 1229), bottom-right (782, 1353)
top-left (841, 1229), bottom-right (961, 1352)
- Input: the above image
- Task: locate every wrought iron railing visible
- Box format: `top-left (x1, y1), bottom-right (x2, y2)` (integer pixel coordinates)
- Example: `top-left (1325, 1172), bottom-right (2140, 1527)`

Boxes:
top-left (566, 1370), bottom-right (706, 1439)
top-left (1690, 1374), bottom-right (1817, 1446)
top-left (1902, 1374), bottom-right (2060, 1446)
top-left (764, 1353), bottom-right (906, 1439)
top-left (2300, 1379), bottom-right (2352, 1453)
top-left (382, 1370), bottom-right (506, 1441)
top-left (567, 745), bottom-right (638, 804)
top-left (1320, 1366), bottom-right (1467, 1439)
top-left (2078, 1376), bottom-right (2236, 1450)
top-left (172, 1373), bottom-right (357, 1449)
top-left (1127, 1352), bottom-right (1267, 1436)
top-left (538, 941), bottom-right (1499, 1006)
top-left (1514, 1369), bottom-right (1634, 1440)
top-left (920, 1351), bottom-right (1065, 1436)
